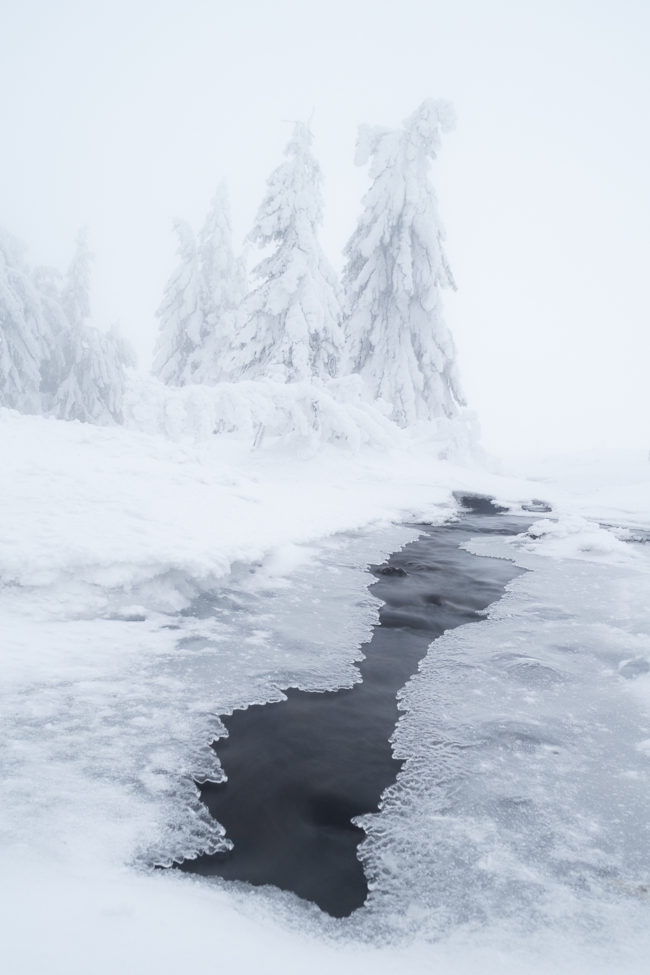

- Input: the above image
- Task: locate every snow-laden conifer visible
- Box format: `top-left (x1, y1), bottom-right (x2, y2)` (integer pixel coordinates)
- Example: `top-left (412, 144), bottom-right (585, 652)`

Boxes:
top-left (61, 228), bottom-right (92, 329)
top-left (191, 184), bottom-right (246, 384)
top-left (53, 232), bottom-right (134, 424)
top-left (343, 99), bottom-right (465, 426)
top-left (235, 122), bottom-right (344, 382)
top-left (154, 188), bottom-right (245, 386)
top-left (33, 265), bottom-right (69, 406)
top-left (153, 220), bottom-right (203, 385)
top-left (54, 324), bottom-right (134, 424)
top-left (0, 230), bottom-right (49, 412)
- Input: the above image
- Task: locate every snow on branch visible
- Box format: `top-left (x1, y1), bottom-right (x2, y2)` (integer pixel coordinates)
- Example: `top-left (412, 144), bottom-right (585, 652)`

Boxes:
top-left (124, 374), bottom-right (399, 452)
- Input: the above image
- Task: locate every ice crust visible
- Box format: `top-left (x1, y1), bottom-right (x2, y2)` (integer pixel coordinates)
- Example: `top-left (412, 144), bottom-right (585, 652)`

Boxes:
top-left (356, 529), bottom-right (650, 951)
top-left (0, 520), bottom-right (417, 869)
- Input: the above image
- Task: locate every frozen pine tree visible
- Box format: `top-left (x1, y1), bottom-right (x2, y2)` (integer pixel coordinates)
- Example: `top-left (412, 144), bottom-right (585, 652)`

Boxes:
top-left (54, 324), bottom-right (134, 424)
top-left (0, 229), bottom-right (50, 412)
top-left (191, 184), bottom-right (246, 384)
top-left (343, 99), bottom-right (465, 426)
top-left (53, 233), bottom-right (134, 424)
top-left (154, 188), bottom-right (245, 386)
top-left (61, 228), bottom-right (92, 328)
top-left (0, 227), bottom-right (132, 424)
top-left (33, 264), bottom-right (69, 406)
top-left (235, 122), bottom-right (344, 382)
top-left (153, 220), bottom-right (205, 385)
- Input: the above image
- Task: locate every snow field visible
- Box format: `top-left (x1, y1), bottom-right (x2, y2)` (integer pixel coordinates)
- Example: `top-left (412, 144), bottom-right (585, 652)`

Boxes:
top-left (1, 408), bottom-right (650, 972)
top-left (0, 406), bottom-right (483, 872)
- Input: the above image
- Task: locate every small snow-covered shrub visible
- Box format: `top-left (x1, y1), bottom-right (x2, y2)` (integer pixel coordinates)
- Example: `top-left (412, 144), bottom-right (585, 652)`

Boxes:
top-left (124, 373), bottom-right (400, 451)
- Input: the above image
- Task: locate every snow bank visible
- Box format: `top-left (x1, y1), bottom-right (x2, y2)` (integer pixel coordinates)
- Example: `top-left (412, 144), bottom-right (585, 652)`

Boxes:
top-left (521, 514), bottom-right (643, 563)
top-left (124, 374), bottom-right (401, 450)
top-left (123, 374), bottom-right (483, 461)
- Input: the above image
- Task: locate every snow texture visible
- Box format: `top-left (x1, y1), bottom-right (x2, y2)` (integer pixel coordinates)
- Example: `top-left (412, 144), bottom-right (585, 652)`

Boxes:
top-left (343, 99), bottom-right (464, 426)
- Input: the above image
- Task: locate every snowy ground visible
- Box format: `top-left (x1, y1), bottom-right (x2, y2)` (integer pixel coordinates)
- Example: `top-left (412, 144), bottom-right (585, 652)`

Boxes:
top-left (1, 408), bottom-right (649, 973)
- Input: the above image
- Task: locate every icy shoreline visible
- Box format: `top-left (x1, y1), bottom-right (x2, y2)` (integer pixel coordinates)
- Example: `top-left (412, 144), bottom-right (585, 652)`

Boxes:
top-left (1, 409), bottom-right (650, 973)
top-left (179, 506), bottom-right (528, 915)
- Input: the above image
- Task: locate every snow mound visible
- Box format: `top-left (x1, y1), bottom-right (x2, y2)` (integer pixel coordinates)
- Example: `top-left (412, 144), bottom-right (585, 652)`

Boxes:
top-left (520, 515), bottom-right (640, 564)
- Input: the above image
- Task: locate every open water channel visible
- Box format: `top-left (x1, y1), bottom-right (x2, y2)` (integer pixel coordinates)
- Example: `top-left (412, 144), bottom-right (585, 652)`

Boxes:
top-left (179, 496), bottom-right (530, 916)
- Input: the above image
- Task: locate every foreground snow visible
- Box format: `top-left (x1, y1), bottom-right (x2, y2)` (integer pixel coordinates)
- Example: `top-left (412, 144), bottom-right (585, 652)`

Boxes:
top-left (1, 408), bottom-right (649, 973)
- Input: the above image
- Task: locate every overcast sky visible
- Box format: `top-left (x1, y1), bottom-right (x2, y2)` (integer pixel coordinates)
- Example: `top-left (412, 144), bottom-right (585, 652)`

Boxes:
top-left (1, 0), bottom-right (648, 453)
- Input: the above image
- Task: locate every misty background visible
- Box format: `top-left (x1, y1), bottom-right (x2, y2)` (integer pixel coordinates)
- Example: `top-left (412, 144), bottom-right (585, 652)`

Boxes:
top-left (1, 0), bottom-right (648, 453)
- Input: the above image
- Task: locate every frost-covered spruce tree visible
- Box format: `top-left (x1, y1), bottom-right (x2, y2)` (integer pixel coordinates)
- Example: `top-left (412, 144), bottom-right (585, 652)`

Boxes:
top-left (33, 265), bottom-right (69, 406)
top-left (191, 184), bottom-right (246, 384)
top-left (53, 232), bottom-right (134, 424)
top-left (54, 324), bottom-right (133, 424)
top-left (343, 99), bottom-right (465, 426)
top-left (236, 122), bottom-right (344, 382)
top-left (0, 230), bottom-right (50, 412)
top-left (153, 220), bottom-right (204, 385)
top-left (154, 188), bottom-right (245, 386)
top-left (61, 228), bottom-right (92, 330)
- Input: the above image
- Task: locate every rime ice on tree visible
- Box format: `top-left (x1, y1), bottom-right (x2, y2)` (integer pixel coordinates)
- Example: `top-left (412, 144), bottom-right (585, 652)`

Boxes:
top-left (235, 122), bottom-right (344, 382)
top-left (1, 228), bottom-right (132, 424)
top-left (61, 228), bottom-right (92, 330)
top-left (154, 187), bottom-right (244, 386)
top-left (53, 231), bottom-right (133, 424)
top-left (343, 99), bottom-right (465, 426)
top-left (153, 221), bottom-right (203, 385)
top-left (193, 185), bottom-right (246, 384)
top-left (0, 231), bottom-right (50, 412)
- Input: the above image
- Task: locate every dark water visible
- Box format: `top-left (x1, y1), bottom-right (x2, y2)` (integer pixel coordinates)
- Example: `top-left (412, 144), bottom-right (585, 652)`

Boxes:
top-left (179, 497), bottom-right (528, 917)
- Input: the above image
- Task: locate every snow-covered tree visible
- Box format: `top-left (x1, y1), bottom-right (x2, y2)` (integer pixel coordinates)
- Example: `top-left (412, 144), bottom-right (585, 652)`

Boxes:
top-left (234, 122), bottom-right (344, 383)
top-left (0, 230), bottom-right (50, 412)
top-left (154, 187), bottom-right (246, 386)
top-left (1, 227), bottom-right (132, 425)
top-left (153, 220), bottom-right (203, 385)
top-left (343, 99), bottom-right (465, 426)
top-left (53, 323), bottom-right (133, 424)
top-left (191, 184), bottom-right (246, 384)
top-left (33, 265), bottom-right (69, 405)
top-left (61, 228), bottom-right (92, 329)
top-left (52, 233), bottom-right (134, 424)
